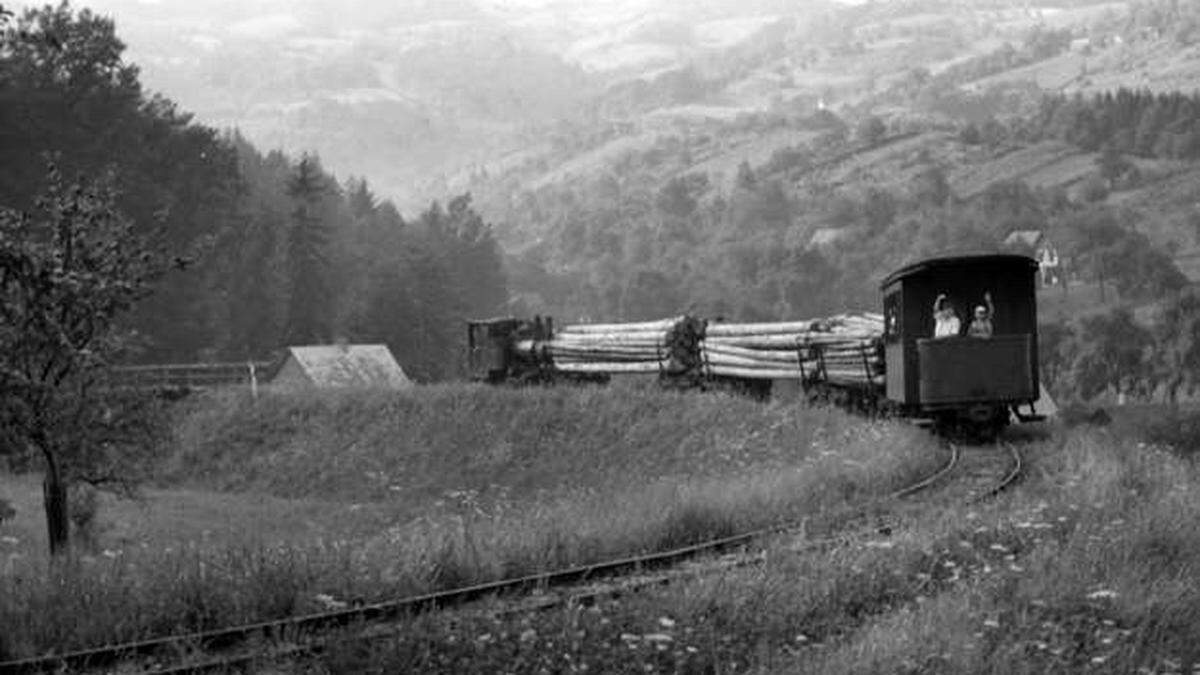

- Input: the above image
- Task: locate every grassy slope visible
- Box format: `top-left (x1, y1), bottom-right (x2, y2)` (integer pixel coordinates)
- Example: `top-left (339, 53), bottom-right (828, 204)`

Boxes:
top-left (315, 425), bottom-right (1200, 675)
top-left (0, 384), bottom-right (940, 660)
top-left (163, 383), bottom-right (904, 503)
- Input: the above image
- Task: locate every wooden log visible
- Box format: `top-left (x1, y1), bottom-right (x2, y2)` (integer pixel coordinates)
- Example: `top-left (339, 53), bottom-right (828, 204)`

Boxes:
top-left (558, 317), bottom-right (681, 334)
top-left (705, 321), bottom-right (824, 337)
top-left (706, 319), bottom-right (883, 338)
top-left (550, 334), bottom-right (667, 345)
top-left (702, 343), bottom-right (803, 364)
top-left (706, 335), bottom-right (877, 349)
top-left (703, 352), bottom-right (800, 368)
top-left (549, 345), bottom-right (662, 356)
top-left (707, 365), bottom-right (807, 379)
top-left (707, 363), bottom-right (883, 381)
top-left (554, 348), bottom-right (667, 360)
top-left (554, 361), bottom-right (663, 373)
top-left (551, 354), bottom-right (662, 363)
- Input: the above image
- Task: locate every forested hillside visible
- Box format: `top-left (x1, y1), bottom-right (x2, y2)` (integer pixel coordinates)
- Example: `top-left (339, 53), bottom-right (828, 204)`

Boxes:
top-left (0, 3), bottom-right (507, 379)
top-left (447, 0), bottom-right (1200, 402)
top-left (8, 0), bottom-right (1200, 400)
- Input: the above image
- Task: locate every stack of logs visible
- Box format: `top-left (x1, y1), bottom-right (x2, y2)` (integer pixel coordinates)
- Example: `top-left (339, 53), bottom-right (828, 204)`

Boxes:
top-left (701, 313), bottom-right (884, 385)
top-left (544, 312), bottom-right (884, 387)
top-left (547, 317), bottom-right (679, 374)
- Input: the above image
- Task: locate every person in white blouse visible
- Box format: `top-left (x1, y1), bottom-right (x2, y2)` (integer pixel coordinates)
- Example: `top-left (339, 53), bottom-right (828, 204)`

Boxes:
top-left (933, 293), bottom-right (960, 338)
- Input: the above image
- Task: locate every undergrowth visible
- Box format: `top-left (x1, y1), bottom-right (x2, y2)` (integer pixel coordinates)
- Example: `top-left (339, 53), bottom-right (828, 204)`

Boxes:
top-left (0, 384), bottom-right (939, 660)
top-left (309, 428), bottom-right (1200, 674)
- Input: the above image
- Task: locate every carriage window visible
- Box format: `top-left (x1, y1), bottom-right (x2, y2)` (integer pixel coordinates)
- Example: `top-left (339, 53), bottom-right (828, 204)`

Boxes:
top-left (883, 292), bottom-right (901, 340)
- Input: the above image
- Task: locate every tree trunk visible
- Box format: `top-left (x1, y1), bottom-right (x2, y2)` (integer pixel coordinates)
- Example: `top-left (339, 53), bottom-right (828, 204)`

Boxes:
top-left (42, 453), bottom-right (70, 555)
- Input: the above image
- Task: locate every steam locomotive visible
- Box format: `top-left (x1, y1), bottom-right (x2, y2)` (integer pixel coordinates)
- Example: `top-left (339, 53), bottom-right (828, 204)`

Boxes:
top-left (468, 254), bottom-right (1047, 435)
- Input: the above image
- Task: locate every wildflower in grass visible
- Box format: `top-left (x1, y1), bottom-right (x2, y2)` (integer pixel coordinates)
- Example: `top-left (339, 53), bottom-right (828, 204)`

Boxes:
top-left (643, 633), bottom-right (672, 643)
top-left (0, 536), bottom-right (19, 545)
top-left (1087, 589), bottom-right (1118, 600)
top-left (519, 629), bottom-right (537, 642)
top-left (657, 617), bottom-right (675, 628)
top-left (983, 618), bottom-right (1000, 628)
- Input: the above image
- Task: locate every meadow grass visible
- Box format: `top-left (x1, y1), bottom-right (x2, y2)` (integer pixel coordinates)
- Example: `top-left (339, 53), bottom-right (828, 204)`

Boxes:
top-left (311, 425), bottom-right (1200, 674)
top-left (0, 384), bottom-right (939, 660)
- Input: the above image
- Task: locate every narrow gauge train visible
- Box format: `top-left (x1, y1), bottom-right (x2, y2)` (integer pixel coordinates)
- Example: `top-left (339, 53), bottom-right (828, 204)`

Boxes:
top-left (468, 254), bottom-right (1047, 435)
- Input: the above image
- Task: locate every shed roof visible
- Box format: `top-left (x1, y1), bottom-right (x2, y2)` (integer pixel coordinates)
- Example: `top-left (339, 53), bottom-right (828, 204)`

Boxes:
top-left (278, 344), bottom-right (412, 389)
top-left (1003, 230), bottom-right (1043, 248)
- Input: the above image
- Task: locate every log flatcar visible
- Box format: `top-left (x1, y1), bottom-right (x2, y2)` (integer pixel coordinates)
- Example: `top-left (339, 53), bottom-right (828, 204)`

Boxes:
top-left (468, 253), bottom-right (1047, 436)
top-left (880, 253), bottom-right (1045, 435)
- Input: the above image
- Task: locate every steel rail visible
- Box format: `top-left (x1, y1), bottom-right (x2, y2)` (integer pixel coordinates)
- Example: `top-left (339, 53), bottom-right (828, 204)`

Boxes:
top-left (0, 442), bottom-right (963, 675)
top-left (174, 441), bottom-right (1017, 675)
top-left (971, 441), bottom-right (1023, 502)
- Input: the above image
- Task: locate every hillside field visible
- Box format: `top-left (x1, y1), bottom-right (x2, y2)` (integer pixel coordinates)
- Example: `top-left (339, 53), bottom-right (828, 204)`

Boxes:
top-left (0, 384), bottom-right (938, 660)
top-left (3, 384), bottom-right (1199, 672)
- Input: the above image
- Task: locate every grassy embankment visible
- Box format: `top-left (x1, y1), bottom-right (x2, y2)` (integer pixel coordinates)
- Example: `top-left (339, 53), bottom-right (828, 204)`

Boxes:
top-left (0, 383), bottom-right (939, 661)
top-left (317, 423), bottom-right (1200, 674)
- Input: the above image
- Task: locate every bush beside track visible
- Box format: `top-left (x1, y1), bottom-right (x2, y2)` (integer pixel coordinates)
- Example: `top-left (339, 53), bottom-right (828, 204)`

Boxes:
top-left (0, 384), bottom-right (941, 661)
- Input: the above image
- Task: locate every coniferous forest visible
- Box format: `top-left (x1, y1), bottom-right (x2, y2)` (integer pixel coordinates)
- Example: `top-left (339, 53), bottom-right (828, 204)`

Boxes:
top-left (0, 3), bottom-right (507, 380)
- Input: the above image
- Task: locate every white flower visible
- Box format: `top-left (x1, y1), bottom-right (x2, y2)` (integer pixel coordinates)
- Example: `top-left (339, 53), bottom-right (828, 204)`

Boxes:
top-left (1086, 589), bottom-right (1118, 600)
top-left (658, 617), bottom-right (676, 628)
top-left (314, 593), bottom-right (348, 610)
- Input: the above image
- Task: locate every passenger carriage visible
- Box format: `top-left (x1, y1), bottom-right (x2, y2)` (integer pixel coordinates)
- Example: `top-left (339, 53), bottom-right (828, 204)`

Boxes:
top-left (880, 253), bottom-right (1045, 434)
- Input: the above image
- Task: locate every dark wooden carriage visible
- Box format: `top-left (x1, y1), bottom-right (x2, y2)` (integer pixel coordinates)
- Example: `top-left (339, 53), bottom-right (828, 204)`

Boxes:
top-left (880, 253), bottom-right (1042, 430)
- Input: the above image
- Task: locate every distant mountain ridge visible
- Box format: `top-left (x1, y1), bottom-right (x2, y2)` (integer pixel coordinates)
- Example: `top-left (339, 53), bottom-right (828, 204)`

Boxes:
top-left (55, 0), bottom-right (836, 209)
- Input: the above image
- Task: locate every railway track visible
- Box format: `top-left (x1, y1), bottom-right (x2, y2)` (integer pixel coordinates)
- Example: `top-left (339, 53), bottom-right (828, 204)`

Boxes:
top-left (0, 440), bottom-right (1022, 675)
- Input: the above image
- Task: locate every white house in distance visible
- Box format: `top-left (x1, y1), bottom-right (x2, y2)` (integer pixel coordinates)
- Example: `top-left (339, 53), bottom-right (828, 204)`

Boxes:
top-left (1003, 230), bottom-right (1061, 287)
top-left (270, 344), bottom-right (413, 390)
top-left (807, 226), bottom-right (855, 251)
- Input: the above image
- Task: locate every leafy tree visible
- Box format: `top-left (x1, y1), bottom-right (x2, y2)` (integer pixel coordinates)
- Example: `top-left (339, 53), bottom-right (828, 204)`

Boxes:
top-left (1096, 145), bottom-right (1134, 186)
top-left (1156, 290), bottom-right (1200, 405)
top-left (856, 115), bottom-right (887, 145)
top-left (0, 166), bottom-right (165, 554)
top-left (2, 3), bottom-right (241, 361)
top-left (910, 164), bottom-right (951, 209)
top-left (1038, 321), bottom-right (1075, 397)
top-left (1062, 308), bottom-right (1152, 401)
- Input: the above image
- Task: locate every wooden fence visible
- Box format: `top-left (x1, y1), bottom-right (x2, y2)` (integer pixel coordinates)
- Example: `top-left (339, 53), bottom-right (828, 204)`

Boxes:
top-left (103, 361), bottom-right (274, 394)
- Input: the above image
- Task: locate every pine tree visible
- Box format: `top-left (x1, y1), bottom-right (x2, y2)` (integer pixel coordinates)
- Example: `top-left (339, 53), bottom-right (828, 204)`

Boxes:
top-left (284, 154), bottom-right (333, 345)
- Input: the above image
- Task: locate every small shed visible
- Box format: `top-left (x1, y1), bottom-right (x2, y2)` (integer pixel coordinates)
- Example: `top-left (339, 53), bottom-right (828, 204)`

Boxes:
top-left (270, 344), bottom-right (412, 390)
top-left (1004, 230), bottom-right (1061, 286)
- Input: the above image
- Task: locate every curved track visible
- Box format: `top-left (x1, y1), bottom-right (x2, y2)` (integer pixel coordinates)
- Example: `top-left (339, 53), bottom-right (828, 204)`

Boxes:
top-left (0, 440), bottom-right (1021, 675)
